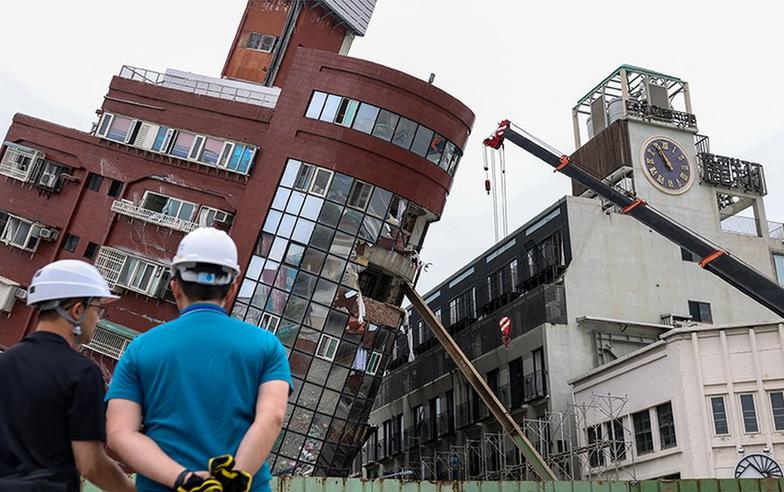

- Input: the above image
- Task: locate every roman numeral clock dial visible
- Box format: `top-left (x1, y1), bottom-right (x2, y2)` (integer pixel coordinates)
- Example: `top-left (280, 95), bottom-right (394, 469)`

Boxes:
top-left (641, 137), bottom-right (693, 194)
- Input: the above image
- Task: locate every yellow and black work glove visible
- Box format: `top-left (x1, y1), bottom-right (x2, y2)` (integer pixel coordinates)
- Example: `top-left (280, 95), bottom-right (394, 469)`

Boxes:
top-left (209, 455), bottom-right (252, 492)
top-left (174, 470), bottom-right (223, 492)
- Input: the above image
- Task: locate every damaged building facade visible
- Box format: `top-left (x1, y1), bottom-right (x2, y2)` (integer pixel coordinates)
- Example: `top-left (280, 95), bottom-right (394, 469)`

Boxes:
top-left (0, 0), bottom-right (474, 476)
top-left (362, 66), bottom-right (784, 480)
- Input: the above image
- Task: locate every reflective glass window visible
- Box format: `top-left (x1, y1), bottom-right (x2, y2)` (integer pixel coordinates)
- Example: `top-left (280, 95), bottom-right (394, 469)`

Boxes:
top-left (308, 224), bottom-right (334, 251)
top-left (392, 117), bottom-right (417, 149)
top-left (426, 133), bottom-right (446, 164)
top-left (371, 110), bottom-right (399, 142)
top-left (327, 173), bottom-right (353, 204)
top-left (352, 103), bottom-right (380, 134)
top-left (338, 208), bottom-right (363, 235)
top-left (410, 126), bottom-right (434, 157)
top-left (319, 94), bottom-right (342, 122)
top-left (301, 248), bottom-right (326, 275)
top-left (318, 201), bottom-right (342, 228)
top-left (335, 98), bottom-right (359, 127)
top-left (305, 92), bottom-right (328, 119)
top-left (301, 195), bottom-right (324, 221)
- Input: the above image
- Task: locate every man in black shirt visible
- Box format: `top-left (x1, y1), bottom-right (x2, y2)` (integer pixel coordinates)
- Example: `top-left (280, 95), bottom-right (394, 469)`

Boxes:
top-left (0, 260), bottom-right (135, 492)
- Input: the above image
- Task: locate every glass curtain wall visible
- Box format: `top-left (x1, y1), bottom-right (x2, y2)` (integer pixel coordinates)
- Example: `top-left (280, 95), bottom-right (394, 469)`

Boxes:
top-left (233, 159), bottom-right (425, 475)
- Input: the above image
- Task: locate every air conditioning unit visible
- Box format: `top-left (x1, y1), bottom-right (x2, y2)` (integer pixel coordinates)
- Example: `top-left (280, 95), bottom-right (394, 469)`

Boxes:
top-left (38, 228), bottom-right (59, 241)
top-left (660, 313), bottom-right (692, 327)
top-left (0, 281), bottom-right (18, 312)
top-left (213, 210), bottom-right (234, 226)
top-left (15, 288), bottom-right (27, 300)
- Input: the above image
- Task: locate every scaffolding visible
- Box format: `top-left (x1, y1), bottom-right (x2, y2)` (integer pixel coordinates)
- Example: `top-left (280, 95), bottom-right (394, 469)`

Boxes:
top-left (376, 394), bottom-right (636, 481)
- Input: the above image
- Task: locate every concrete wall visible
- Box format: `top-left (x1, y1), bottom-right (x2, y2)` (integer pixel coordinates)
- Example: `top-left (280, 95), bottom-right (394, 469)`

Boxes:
top-left (572, 322), bottom-right (784, 479)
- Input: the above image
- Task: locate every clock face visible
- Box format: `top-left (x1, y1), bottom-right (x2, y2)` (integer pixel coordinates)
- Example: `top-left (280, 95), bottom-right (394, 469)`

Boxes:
top-left (640, 137), bottom-right (693, 194)
top-left (735, 453), bottom-right (783, 478)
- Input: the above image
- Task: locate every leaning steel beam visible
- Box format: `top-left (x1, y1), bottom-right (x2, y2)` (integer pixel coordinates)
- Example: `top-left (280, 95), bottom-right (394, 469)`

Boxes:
top-left (489, 121), bottom-right (784, 319)
top-left (402, 282), bottom-right (557, 481)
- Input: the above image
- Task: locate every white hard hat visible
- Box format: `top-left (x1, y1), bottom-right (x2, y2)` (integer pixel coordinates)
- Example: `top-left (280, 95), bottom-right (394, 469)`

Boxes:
top-left (27, 259), bottom-right (119, 307)
top-left (171, 227), bottom-right (240, 283)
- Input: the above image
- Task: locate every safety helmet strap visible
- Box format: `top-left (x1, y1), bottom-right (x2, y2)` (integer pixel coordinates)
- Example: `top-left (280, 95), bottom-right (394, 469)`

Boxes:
top-left (53, 297), bottom-right (93, 345)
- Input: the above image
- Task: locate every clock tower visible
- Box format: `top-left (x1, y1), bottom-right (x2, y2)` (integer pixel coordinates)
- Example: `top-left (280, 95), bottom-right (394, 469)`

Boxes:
top-left (570, 65), bottom-right (769, 241)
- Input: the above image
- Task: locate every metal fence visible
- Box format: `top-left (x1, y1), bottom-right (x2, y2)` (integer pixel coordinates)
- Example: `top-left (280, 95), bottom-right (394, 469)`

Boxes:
top-left (85, 477), bottom-right (784, 492)
top-left (119, 66), bottom-right (279, 108)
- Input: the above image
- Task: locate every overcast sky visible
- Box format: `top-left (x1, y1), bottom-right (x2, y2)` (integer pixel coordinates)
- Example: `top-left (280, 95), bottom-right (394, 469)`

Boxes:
top-left (1, 0), bottom-right (782, 294)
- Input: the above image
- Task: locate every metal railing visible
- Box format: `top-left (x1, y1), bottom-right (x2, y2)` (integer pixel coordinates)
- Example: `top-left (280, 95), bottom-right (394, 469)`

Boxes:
top-left (82, 328), bottom-right (131, 360)
top-left (119, 66), bottom-right (279, 108)
top-left (720, 214), bottom-right (784, 240)
top-left (111, 199), bottom-right (199, 233)
top-left (699, 152), bottom-right (766, 195)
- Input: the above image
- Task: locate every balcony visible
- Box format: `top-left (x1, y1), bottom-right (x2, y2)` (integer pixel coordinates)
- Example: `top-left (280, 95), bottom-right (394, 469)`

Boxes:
top-left (119, 66), bottom-right (279, 108)
top-left (94, 246), bottom-right (170, 298)
top-left (720, 214), bottom-right (784, 240)
top-left (625, 99), bottom-right (697, 130)
top-left (81, 319), bottom-right (140, 360)
top-left (699, 152), bottom-right (766, 195)
top-left (111, 199), bottom-right (199, 233)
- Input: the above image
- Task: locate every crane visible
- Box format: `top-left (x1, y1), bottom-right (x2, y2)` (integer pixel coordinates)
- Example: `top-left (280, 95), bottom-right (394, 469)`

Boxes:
top-left (401, 119), bottom-right (784, 482)
top-left (482, 119), bottom-right (784, 318)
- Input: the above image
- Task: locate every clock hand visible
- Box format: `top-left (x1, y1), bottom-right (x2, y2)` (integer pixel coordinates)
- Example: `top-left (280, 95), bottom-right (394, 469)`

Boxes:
top-left (653, 143), bottom-right (674, 171)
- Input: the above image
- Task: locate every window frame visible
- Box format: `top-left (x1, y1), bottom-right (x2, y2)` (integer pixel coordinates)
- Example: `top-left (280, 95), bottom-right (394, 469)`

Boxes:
top-left (774, 253), bottom-right (784, 286)
top-left (37, 161), bottom-right (65, 190)
top-left (0, 214), bottom-right (42, 252)
top-left (316, 334), bottom-right (340, 361)
top-left (709, 395), bottom-right (730, 436)
top-left (366, 351), bottom-right (382, 375)
top-left (632, 409), bottom-right (654, 456)
top-left (739, 393), bottom-right (760, 434)
top-left (141, 191), bottom-right (198, 222)
top-left (260, 312), bottom-right (281, 334)
top-left (656, 401), bottom-right (677, 449)
top-left (246, 32), bottom-right (277, 52)
top-left (769, 391), bottom-right (784, 431)
top-left (117, 256), bottom-right (167, 296)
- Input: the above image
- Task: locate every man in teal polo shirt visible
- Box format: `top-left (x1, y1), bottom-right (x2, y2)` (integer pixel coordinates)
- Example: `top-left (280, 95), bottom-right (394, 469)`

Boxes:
top-left (106, 228), bottom-right (292, 492)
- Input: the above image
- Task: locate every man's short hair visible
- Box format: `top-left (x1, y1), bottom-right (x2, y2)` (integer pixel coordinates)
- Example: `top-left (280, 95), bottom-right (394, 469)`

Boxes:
top-left (174, 264), bottom-right (232, 301)
top-left (36, 298), bottom-right (88, 321)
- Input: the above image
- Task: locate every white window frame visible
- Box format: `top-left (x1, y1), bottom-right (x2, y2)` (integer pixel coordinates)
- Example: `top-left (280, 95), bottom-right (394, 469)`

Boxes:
top-left (83, 327), bottom-right (133, 360)
top-left (246, 32), bottom-right (277, 52)
top-left (260, 313), bottom-right (280, 333)
top-left (0, 214), bottom-right (42, 252)
top-left (0, 143), bottom-right (42, 182)
top-left (217, 142), bottom-right (234, 169)
top-left (99, 113), bottom-right (138, 144)
top-left (95, 246), bottom-right (167, 297)
top-left (366, 351), bottom-right (382, 375)
top-left (309, 168), bottom-right (333, 197)
top-left (316, 334), bottom-right (340, 361)
top-left (141, 191), bottom-right (197, 222)
top-left (132, 122), bottom-right (161, 150)
top-left (738, 393), bottom-right (760, 434)
top-left (347, 180), bottom-right (373, 210)
top-left (709, 395), bottom-right (731, 436)
top-left (293, 163), bottom-right (315, 191)
top-left (96, 112), bottom-right (114, 138)
top-left (37, 161), bottom-right (65, 190)
top-left (769, 391), bottom-right (784, 431)
top-left (197, 206), bottom-right (233, 227)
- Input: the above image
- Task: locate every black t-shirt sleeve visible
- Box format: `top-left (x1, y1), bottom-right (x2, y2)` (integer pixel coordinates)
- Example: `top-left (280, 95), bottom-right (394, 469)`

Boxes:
top-left (68, 364), bottom-right (107, 442)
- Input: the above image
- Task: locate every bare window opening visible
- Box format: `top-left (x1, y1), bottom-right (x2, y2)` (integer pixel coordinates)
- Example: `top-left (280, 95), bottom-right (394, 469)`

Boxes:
top-left (358, 267), bottom-right (393, 303)
top-left (718, 192), bottom-right (761, 237)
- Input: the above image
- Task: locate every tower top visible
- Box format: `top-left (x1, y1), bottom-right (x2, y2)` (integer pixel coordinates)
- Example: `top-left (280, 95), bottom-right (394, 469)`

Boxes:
top-left (572, 64), bottom-right (696, 148)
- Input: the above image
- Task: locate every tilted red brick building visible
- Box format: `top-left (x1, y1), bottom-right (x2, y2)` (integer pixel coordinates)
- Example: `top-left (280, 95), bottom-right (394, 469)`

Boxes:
top-left (0, 0), bottom-right (473, 475)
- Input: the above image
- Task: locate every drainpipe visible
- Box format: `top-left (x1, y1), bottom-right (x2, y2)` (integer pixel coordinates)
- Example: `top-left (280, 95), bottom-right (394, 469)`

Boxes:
top-left (264, 0), bottom-right (302, 87)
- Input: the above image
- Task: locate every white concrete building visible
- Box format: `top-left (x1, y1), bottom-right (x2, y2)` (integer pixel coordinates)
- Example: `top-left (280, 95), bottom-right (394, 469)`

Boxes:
top-left (571, 321), bottom-right (784, 479)
top-left (361, 65), bottom-right (784, 480)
